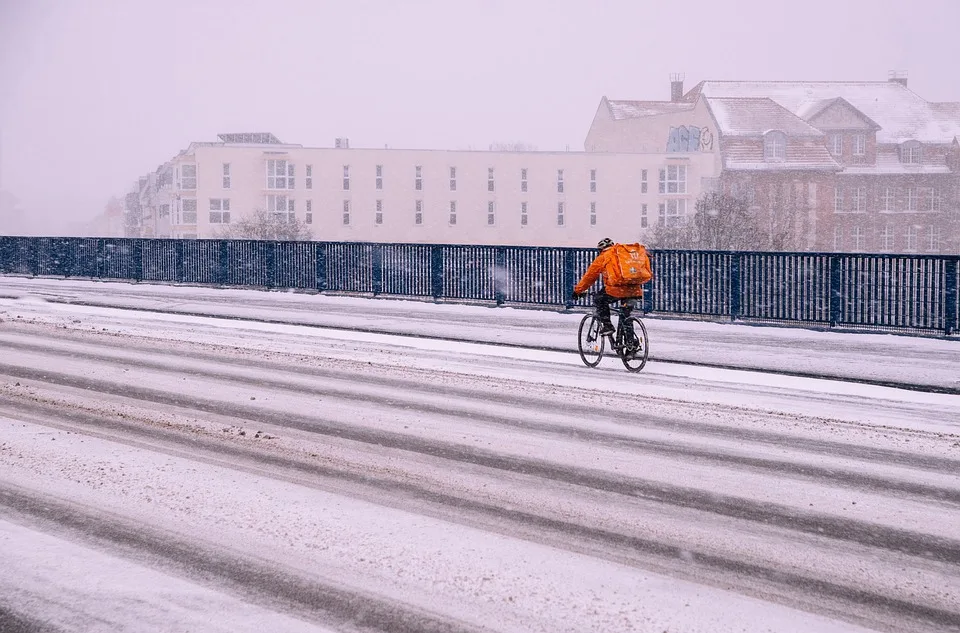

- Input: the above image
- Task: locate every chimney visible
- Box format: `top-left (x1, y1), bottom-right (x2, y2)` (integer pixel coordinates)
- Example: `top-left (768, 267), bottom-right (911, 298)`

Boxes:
top-left (670, 73), bottom-right (685, 102)
top-left (888, 70), bottom-right (908, 87)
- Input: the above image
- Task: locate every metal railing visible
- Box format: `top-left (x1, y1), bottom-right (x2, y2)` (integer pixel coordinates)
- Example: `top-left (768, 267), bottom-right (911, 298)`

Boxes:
top-left (1, 236), bottom-right (957, 336)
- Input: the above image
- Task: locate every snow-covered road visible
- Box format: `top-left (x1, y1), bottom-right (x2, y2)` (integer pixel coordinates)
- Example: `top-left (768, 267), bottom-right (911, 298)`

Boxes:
top-left (0, 278), bottom-right (958, 633)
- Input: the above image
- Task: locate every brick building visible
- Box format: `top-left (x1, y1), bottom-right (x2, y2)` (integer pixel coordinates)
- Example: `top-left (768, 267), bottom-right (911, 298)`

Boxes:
top-left (586, 74), bottom-right (960, 253)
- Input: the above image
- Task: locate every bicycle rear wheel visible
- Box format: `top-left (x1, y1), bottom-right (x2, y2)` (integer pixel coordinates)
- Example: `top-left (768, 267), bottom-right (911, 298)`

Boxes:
top-left (620, 316), bottom-right (649, 372)
top-left (577, 314), bottom-right (604, 367)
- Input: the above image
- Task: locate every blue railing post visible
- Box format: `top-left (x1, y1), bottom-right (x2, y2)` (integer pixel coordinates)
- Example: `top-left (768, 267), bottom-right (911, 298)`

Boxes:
top-left (371, 243), bottom-right (383, 296)
top-left (729, 252), bottom-right (741, 321)
top-left (829, 255), bottom-right (843, 327)
top-left (175, 239), bottom-right (185, 283)
top-left (430, 245), bottom-right (443, 301)
top-left (562, 248), bottom-right (576, 309)
top-left (315, 242), bottom-right (327, 292)
top-left (132, 239), bottom-right (143, 282)
top-left (218, 240), bottom-right (230, 286)
top-left (945, 257), bottom-right (958, 336)
top-left (265, 240), bottom-right (277, 288)
top-left (95, 238), bottom-right (106, 279)
top-left (0, 236), bottom-right (8, 274)
top-left (494, 246), bottom-right (507, 305)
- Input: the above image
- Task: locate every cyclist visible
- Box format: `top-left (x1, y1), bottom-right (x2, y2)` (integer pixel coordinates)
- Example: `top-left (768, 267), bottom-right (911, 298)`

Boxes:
top-left (572, 237), bottom-right (647, 337)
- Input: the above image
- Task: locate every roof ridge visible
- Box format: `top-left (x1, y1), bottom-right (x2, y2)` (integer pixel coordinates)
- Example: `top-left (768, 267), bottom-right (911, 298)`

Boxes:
top-left (702, 79), bottom-right (896, 85)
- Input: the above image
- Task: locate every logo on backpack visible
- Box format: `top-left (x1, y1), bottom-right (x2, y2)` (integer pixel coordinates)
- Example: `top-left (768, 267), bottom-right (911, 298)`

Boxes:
top-left (613, 243), bottom-right (653, 284)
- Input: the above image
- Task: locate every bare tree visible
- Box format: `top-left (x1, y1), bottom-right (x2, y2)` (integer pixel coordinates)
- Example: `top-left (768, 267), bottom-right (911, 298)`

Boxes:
top-left (647, 193), bottom-right (767, 251)
top-left (488, 141), bottom-right (539, 152)
top-left (215, 209), bottom-right (313, 241)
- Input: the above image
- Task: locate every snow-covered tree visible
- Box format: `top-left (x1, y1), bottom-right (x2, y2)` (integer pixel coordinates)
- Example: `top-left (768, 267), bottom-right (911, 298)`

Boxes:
top-left (216, 209), bottom-right (312, 241)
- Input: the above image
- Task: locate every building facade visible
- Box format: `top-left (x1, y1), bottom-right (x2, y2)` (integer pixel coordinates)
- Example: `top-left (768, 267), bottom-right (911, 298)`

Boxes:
top-left (587, 74), bottom-right (960, 253)
top-left (130, 133), bottom-right (717, 247)
top-left (126, 74), bottom-right (959, 253)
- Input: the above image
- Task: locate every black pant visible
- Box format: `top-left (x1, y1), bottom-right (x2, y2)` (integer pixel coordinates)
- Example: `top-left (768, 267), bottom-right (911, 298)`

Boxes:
top-left (594, 290), bottom-right (634, 327)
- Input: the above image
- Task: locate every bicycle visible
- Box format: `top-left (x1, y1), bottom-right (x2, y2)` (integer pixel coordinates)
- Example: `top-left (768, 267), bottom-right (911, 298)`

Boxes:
top-left (577, 297), bottom-right (649, 372)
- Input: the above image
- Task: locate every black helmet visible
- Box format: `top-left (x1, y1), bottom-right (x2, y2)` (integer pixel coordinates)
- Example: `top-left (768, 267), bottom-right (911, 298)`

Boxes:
top-left (597, 237), bottom-right (614, 251)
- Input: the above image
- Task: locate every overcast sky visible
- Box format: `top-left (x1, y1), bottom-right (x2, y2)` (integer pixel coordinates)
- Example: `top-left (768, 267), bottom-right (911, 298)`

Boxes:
top-left (1, 0), bottom-right (959, 231)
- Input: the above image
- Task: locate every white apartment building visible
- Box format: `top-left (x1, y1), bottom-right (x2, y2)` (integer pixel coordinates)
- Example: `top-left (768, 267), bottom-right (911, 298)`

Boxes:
top-left (135, 132), bottom-right (719, 246)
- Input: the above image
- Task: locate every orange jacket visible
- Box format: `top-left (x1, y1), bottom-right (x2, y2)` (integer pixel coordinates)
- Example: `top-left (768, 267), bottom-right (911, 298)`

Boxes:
top-left (573, 247), bottom-right (645, 298)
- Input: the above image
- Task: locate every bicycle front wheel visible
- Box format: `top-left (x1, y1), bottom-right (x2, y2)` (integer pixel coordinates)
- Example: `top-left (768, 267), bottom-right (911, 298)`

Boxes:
top-left (620, 316), bottom-right (649, 373)
top-left (577, 314), bottom-right (604, 367)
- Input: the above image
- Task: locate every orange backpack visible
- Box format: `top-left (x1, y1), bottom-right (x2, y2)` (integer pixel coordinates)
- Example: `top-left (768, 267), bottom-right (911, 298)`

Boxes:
top-left (611, 243), bottom-right (653, 285)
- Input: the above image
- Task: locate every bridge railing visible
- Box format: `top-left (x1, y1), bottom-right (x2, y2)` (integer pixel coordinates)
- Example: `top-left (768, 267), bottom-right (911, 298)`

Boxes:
top-left (1, 236), bottom-right (957, 336)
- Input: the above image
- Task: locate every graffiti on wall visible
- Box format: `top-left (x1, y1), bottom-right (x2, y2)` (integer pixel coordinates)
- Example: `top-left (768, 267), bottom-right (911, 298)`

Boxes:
top-left (666, 126), bottom-right (714, 153)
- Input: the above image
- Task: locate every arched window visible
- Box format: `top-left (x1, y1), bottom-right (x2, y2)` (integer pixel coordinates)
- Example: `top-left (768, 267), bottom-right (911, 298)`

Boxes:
top-left (764, 131), bottom-right (786, 161)
top-left (900, 140), bottom-right (921, 164)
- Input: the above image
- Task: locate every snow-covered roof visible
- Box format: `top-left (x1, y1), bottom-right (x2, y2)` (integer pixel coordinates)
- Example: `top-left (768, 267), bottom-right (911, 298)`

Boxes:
top-left (686, 81), bottom-right (960, 144)
top-left (706, 97), bottom-right (824, 137)
top-left (721, 139), bottom-right (840, 171)
top-left (218, 132), bottom-right (283, 144)
top-left (840, 147), bottom-right (952, 175)
top-left (605, 98), bottom-right (695, 120)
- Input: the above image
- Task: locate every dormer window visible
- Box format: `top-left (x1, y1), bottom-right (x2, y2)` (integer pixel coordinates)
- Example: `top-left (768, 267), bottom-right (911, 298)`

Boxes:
top-left (764, 131), bottom-right (786, 161)
top-left (900, 141), bottom-right (921, 164)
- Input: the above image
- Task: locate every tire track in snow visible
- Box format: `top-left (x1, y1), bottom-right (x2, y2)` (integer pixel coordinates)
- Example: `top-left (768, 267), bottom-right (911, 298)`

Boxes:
top-left (0, 485), bottom-right (487, 633)
top-left (1, 397), bottom-right (958, 633)
top-left (2, 332), bottom-right (957, 476)
top-left (2, 362), bottom-right (959, 568)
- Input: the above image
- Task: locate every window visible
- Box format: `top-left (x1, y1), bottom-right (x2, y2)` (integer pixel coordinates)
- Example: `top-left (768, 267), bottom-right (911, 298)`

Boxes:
top-left (557, 201), bottom-right (564, 226)
top-left (590, 169), bottom-right (597, 193)
top-left (343, 165), bottom-right (350, 190)
top-left (641, 169), bottom-right (648, 194)
top-left (764, 131), bottom-right (786, 161)
top-left (487, 167), bottom-right (495, 192)
top-left (659, 165), bottom-right (687, 194)
top-left (487, 201), bottom-right (496, 225)
top-left (449, 201), bottom-right (457, 225)
top-left (305, 165), bottom-right (313, 189)
top-left (853, 134), bottom-right (865, 156)
top-left (661, 199), bottom-right (687, 226)
top-left (833, 226), bottom-right (843, 250)
top-left (880, 225), bottom-right (894, 251)
top-left (853, 186), bottom-right (866, 212)
top-left (926, 188), bottom-right (942, 212)
top-left (853, 226), bottom-right (864, 250)
top-left (927, 225), bottom-right (941, 252)
top-left (589, 201), bottom-right (597, 226)
top-left (158, 204), bottom-right (170, 218)
top-left (209, 198), bottom-right (231, 223)
top-left (375, 200), bottom-right (383, 225)
top-left (179, 164), bottom-right (197, 190)
top-left (829, 134), bottom-right (843, 157)
top-left (520, 201), bottom-right (528, 226)
top-left (342, 200), bottom-right (351, 225)
top-left (557, 169), bottom-right (564, 193)
top-left (222, 163), bottom-right (231, 189)
top-left (521, 168), bottom-right (528, 193)
top-left (641, 203), bottom-right (648, 228)
top-left (906, 225), bottom-right (918, 250)
top-left (880, 187), bottom-right (895, 212)
top-left (267, 194), bottom-right (294, 221)
top-left (306, 200), bottom-right (313, 224)
top-left (415, 165), bottom-right (422, 191)
top-left (834, 187), bottom-right (844, 212)
top-left (907, 187), bottom-right (919, 211)
top-left (180, 198), bottom-right (197, 223)
top-left (266, 159), bottom-right (288, 189)
top-left (449, 166), bottom-right (456, 191)
top-left (376, 165), bottom-right (383, 190)
top-left (901, 142), bottom-right (921, 164)
top-left (415, 200), bottom-right (423, 225)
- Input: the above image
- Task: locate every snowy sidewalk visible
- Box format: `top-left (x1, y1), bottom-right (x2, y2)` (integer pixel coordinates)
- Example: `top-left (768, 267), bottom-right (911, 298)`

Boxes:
top-left (1, 276), bottom-right (958, 393)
